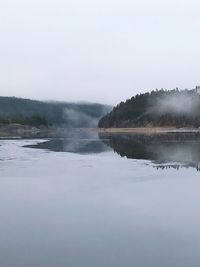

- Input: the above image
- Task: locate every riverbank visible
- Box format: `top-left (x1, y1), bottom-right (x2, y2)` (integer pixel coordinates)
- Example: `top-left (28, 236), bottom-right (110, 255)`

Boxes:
top-left (0, 124), bottom-right (96, 138)
top-left (0, 124), bottom-right (56, 138)
top-left (98, 127), bottom-right (200, 134)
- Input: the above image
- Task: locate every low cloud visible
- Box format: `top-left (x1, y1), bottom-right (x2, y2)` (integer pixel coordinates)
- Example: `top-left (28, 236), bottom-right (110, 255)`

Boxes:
top-left (64, 108), bottom-right (100, 128)
top-left (148, 92), bottom-right (200, 117)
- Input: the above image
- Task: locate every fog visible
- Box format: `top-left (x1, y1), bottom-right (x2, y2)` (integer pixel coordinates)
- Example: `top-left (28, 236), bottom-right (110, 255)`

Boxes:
top-left (64, 108), bottom-right (101, 128)
top-left (148, 92), bottom-right (200, 116)
top-left (1, 0), bottom-right (200, 104)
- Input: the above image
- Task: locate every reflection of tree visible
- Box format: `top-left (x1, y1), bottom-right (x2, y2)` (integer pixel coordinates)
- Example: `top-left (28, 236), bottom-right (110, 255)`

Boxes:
top-left (154, 164), bottom-right (200, 171)
top-left (99, 132), bottom-right (200, 170)
top-left (24, 129), bottom-right (111, 154)
top-left (25, 138), bottom-right (110, 154)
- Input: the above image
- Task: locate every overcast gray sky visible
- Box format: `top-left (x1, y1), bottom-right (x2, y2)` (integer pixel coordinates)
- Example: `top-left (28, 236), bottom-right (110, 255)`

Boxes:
top-left (0, 0), bottom-right (200, 104)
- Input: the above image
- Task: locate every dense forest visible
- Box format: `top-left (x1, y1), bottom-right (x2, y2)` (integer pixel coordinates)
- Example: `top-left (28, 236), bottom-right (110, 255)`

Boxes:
top-left (99, 88), bottom-right (200, 128)
top-left (0, 97), bottom-right (111, 127)
top-left (0, 114), bottom-right (48, 127)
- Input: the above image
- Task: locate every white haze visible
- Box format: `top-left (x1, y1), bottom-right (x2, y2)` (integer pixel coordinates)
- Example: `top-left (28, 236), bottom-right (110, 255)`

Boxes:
top-left (64, 108), bottom-right (102, 128)
top-left (0, 0), bottom-right (200, 104)
top-left (148, 93), bottom-right (200, 116)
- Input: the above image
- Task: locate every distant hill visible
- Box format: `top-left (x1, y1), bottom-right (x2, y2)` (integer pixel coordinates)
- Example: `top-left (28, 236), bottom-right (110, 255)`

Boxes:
top-left (99, 88), bottom-right (200, 128)
top-left (0, 97), bottom-right (112, 128)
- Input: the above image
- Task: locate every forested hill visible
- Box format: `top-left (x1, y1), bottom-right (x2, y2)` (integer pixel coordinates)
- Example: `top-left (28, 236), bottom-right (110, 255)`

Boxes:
top-left (98, 89), bottom-right (200, 128)
top-left (0, 97), bottom-right (112, 128)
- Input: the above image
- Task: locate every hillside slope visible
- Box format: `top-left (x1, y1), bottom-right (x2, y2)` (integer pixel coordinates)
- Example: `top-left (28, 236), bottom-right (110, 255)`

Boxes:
top-left (0, 97), bottom-right (112, 128)
top-left (99, 89), bottom-right (200, 128)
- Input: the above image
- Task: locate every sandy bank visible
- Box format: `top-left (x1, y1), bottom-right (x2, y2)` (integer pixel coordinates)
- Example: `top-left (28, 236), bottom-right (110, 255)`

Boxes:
top-left (98, 127), bottom-right (200, 134)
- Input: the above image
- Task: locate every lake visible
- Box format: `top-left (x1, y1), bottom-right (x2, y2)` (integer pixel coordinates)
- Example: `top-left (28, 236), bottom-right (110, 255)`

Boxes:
top-left (0, 131), bottom-right (200, 267)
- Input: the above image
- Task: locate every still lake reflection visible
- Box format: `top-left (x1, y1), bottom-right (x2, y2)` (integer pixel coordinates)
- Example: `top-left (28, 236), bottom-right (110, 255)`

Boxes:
top-left (100, 132), bottom-right (200, 170)
top-left (0, 132), bottom-right (200, 267)
top-left (28, 132), bottom-right (200, 170)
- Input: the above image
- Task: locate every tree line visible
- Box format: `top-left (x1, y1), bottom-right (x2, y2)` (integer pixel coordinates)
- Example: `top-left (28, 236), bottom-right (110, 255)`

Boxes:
top-left (98, 88), bottom-right (200, 128)
top-left (0, 96), bottom-right (112, 127)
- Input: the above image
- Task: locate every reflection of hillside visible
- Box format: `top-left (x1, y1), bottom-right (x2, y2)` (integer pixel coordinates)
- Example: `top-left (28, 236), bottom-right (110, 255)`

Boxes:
top-left (99, 133), bottom-right (200, 170)
top-left (26, 138), bottom-right (110, 154)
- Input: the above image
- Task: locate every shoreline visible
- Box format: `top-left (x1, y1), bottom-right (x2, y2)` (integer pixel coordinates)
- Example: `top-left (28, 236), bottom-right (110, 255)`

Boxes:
top-left (0, 124), bottom-right (56, 138)
top-left (98, 127), bottom-right (200, 134)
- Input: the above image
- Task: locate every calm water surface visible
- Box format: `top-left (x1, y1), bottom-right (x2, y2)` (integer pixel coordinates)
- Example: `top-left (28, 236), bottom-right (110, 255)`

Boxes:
top-left (0, 131), bottom-right (200, 267)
